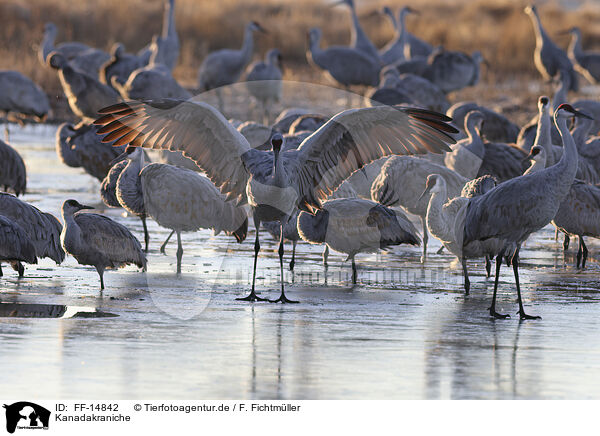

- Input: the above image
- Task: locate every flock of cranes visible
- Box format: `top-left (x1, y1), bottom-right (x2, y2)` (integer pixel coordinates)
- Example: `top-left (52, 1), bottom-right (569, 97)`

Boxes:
top-left (0, 1), bottom-right (600, 319)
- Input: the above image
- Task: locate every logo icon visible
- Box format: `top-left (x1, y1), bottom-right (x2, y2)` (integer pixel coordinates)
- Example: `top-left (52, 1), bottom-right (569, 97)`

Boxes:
top-left (3, 402), bottom-right (50, 434)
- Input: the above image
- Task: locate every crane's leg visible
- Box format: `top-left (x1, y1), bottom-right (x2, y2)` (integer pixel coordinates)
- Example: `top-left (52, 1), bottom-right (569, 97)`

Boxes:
top-left (485, 255), bottom-right (492, 278)
top-left (270, 222), bottom-right (298, 303)
top-left (322, 245), bottom-right (329, 268)
top-left (576, 235), bottom-right (583, 268)
top-left (489, 251), bottom-right (509, 319)
top-left (420, 217), bottom-right (428, 263)
top-left (564, 234), bottom-right (570, 251)
top-left (578, 236), bottom-right (588, 269)
top-left (554, 225), bottom-right (559, 241)
top-left (513, 249), bottom-right (541, 320)
top-left (141, 216), bottom-right (150, 252)
top-left (160, 230), bottom-right (175, 254)
top-left (351, 257), bottom-right (357, 284)
top-left (4, 118), bottom-right (9, 142)
top-left (461, 257), bottom-right (470, 295)
top-left (436, 246), bottom-right (445, 255)
top-left (0, 263), bottom-right (3, 277)
top-left (176, 231), bottom-right (183, 274)
top-left (289, 240), bottom-right (297, 271)
top-left (237, 219), bottom-right (268, 302)
top-left (13, 261), bottom-right (24, 278)
top-left (96, 267), bottom-right (105, 290)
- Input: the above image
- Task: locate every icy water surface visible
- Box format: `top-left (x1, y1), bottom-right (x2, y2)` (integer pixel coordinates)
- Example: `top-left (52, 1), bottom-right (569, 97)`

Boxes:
top-left (0, 124), bottom-right (599, 400)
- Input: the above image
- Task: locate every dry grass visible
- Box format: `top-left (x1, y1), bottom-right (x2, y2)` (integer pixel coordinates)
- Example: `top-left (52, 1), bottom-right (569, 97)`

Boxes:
top-left (0, 0), bottom-right (599, 120)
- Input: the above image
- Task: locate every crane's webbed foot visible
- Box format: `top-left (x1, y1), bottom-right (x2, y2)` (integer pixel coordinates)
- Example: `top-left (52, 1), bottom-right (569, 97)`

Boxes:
top-left (236, 291), bottom-right (269, 302)
top-left (517, 310), bottom-right (541, 320)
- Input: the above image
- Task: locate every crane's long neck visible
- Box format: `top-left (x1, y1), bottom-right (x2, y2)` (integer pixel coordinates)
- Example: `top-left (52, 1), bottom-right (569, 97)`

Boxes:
top-left (553, 76), bottom-right (568, 112)
top-left (397, 10), bottom-right (408, 48)
top-left (524, 153), bottom-right (546, 175)
top-left (163, 0), bottom-right (176, 38)
top-left (240, 27), bottom-right (255, 65)
top-left (61, 210), bottom-right (82, 249)
top-left (425, 183), bottom-right (452, 245)
top-left (464, 119), bottom-right (484, 159)
top-left (569, 32), bottom-right (583, 60)
top-left (528, 10), bottom-right (547, 42)
top-left (349, 5), bottom-right (362, 46)
top-left (571, 118), bottom-right (592, 149)
top-left (548, 115), bottom-right (578, 198)
top-left (385, 9), bottom-right (398, 34)
top-left (41, 29), bottom-right (56, 63)
top-left (272, 151), bottom-right (286, 187)
top-left (534, 106), bottom-right (555, 166)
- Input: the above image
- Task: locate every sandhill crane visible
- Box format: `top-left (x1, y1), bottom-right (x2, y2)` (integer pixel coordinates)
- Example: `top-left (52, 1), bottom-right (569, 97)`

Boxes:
top-left (95, 99), bottom-right (456, 302)
top-left (421, 174), bottom-right (499, 293)
top-left (139, 162), bottom-right (248, 273)
top-left (148, 0), bottom-right (179, 70)
top-left (47, 52), bottom-right (120, 122)
top-left (464, 104), bottom-right (589, 319)
top-left (272, 108), bottom-right (312, 133)
top-left (0, 193), bottom-right (64, 272)
top-left (61, 199), bottom-right (146, 289)
top-left (109, 148), bottom-right (151, 252)
top-left (298, 198), bottom-right (419, 283)
top-left (0, 140), bottom-right (26, 196)
top-left (100, 160), bottom-right (127, 208)
top-left (0, 215), bottom-right (37, 278)
top-left (522, 145), bottom-right (546, 175)
top-left (395, 72), bottom-right (449, 113)
top-left (55, 122), bottom-right (125, 181)
top-left (244, 49), bottom-right (283, 123)
top-left (524, 5), bottom-right (578, 91)
top-left (553, 180), bottom-right (600, 269)
top-left (197, 21), bottom-right (266, 112)
top-left (307, 28), bottom-right (381, 90)
top-left (444, 111), bottom-right (485, 180)
top-left (99, 43), bottom-right (146, 88)
top-left (111, 57), bottom-right (191, 101)
top-left (371, 156), bottom-right (467, 262)
top-left (38, 22), bottom-right (91, 65)
top-left (0, 71), bottom-right (50, 141)
top-left (460, 174), bottom-right (497, 198)
top-left (332, 0), bottom-right (381, 64)
top-left (380, 6), bottom-right (409, 65)
top-left (365, 67), bottom-right (413, 107)
top-left (447, 102), bottom-right (520, 143)
top-left (424, 49), bottom-right (486, 94)
top-left (565, 27), bottom-right (600, 85)
top-left (573, 100), bottom-right (600, 135)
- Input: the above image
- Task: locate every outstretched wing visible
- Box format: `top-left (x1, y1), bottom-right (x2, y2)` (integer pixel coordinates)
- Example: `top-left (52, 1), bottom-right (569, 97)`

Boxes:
top-left (94, 99), bottom-right (252, 204)
top-left (294, 106), bottom-right (457, 211)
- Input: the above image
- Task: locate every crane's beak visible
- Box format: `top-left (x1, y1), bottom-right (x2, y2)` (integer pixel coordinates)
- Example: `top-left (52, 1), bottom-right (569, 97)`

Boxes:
top-left (79, 204), bottom-right (95, 210)
top-left (574, 110), bottom-right (593, 120)
top-left (521, 150), bottom-right (536, 162)
top-left (417, 185), bottom-right (432, 203)
top-left (407, 7), bottom-right (420, 15)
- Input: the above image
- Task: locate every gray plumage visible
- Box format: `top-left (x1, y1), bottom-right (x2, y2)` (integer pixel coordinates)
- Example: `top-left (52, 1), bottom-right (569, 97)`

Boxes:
top-left (335, 0), bottom-right (381, 64)
top-left (55, 122), bottom-right (125, 181)
top-left (99, 43), bottom-right (147, 88)
top-left (524, 5), bottom-right (578, 91)
top-left (38, 22), bottom-right (91, 66)
top-left (573, 100), bottom-right (600, 136)
top-left (149, 0), bottom-right (179, 70)
top-left (444, 111), bottom-right (485, 180)
top-left (553, 180), bottom-right (600, 268)
top-left (140, 163), bottom-right (248, 273)
top-left (0, 193), bottom-right (64, 265)
top-left (298, 198), bottom-right (419, 283)
top-left (288, 114), bottom-right (327, 134)
top-left (95, 98), bottom-right (457, 302)
top-left (447, 102), bottom-right (519, 143)
top-left (365, 66), bottom-right (413, 107)
top-left (245, 49), bottom-right (282, 123)
top-left (272, 108), bottom-right (312, 133)
top-left (0, 215), bottom-right (37, 278)
top-left (60, 199), bottom-right (146, 290)
top-left (48, 52), bottom-right (120, 122)
top-left (67, 48), bottom-right (111, 79)
top-left (380, 6), bottom-right (409, 65)
top-left (424, 49), bottom-right (485, 94)
top-left (100, 160), bottom-right (127, 208)
top-left (370, 155), bottom-right (467, 262)
top-left (0, 140), bottom-right (26, 196)
top-left (463, 105), bottom-right (584, 319)
top-left (476, 141), bottom-right (528, 183)
top-left (395, 72), bottom-right (449, 113)
top-left (198, 22), bottom-right (265, 92)
top-left (307, 28), bottom-right (380, 88)
top-left (112, 61), bottom-right (190, 101)
top-left (460, 175), bottom-right (497, 198)
top-left (0, 71), bottom-right (50, 130)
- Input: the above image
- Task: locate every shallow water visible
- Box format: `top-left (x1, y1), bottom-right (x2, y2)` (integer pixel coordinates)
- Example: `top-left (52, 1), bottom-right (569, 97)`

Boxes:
top-left (0, 124), bottom-right (599, 400)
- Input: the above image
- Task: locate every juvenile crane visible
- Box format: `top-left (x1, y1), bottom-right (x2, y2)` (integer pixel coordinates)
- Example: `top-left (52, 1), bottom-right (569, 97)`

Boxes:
top-left (94, 98), bottom-right (456, 303)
